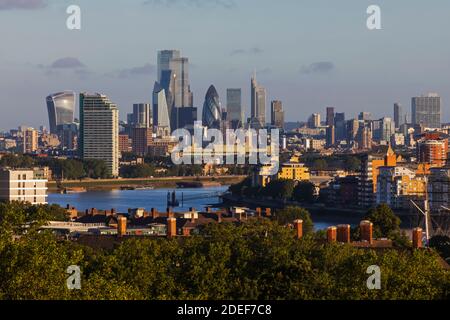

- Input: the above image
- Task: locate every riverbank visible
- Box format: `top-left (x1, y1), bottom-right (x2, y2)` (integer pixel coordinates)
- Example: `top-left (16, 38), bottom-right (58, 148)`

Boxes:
top-left (47, 175), bottom-right (246, 193)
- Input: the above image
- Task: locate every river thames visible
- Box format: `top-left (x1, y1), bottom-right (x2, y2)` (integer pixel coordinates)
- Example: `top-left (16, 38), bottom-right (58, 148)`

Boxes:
top-left (48, 186), bottom-right (356, 230)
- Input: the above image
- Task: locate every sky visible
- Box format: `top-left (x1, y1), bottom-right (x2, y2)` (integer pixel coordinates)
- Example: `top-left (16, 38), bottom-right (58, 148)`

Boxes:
top-left (0, 0), bottom-right (450, 130)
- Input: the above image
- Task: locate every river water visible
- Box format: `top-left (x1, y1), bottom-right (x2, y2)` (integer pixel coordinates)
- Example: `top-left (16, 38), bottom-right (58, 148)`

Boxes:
top-left (48, 186), bottom-right (352, 230)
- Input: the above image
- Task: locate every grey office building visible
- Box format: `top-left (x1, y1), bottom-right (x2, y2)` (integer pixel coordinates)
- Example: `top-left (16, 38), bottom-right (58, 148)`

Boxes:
top-left (394, 103), bottom-right (403, 129)
top-left (251, 74), bottom-right (266, 127)
top-left (271, 100), bottom-right (284, 129)
top-left (46, 91), bottom-right (76, 134)
top-left (412, 94), bottom-right (441, 129)
top-left (132, 103), bottom-right (152, 128)
top-left (226, 89), bottom-right (243, 128)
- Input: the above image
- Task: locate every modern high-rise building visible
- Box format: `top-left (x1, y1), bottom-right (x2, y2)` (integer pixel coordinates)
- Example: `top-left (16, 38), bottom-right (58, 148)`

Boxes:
top-left (46, 91), bottom-right (76, 134)
top-left (79, 93), bottom-right (119, 177)
top-left (334, 112), bottom-right (346, 142)
top-left (358, 112), bottom-right (372, 121)
top-left (412, 93), bottom-right (441, 129)
top-left (131, 127), bottom-right (153, 156)
top-left (153, 82), bottom-right (171, 137)
top-left (394, 103), bottom-right (403, 129)
top-left (22, 128), bottom-right (38, 154)
top-left (308, 113), bottom-right (321, 128)
top-left (156, 50), bottom-right (194, 130)
top-left (132, 103), bottom-right (152, 128)
top-left (202, 85), bottom-right (222, 130)
top-left (271, 100), bottom-right (284, 129)
top-left (251, 73), bottom-right (266, 127)
top-left (226, 89), bottom-right (243, 128)
top-left (326, 107), bottom-right (335, 127)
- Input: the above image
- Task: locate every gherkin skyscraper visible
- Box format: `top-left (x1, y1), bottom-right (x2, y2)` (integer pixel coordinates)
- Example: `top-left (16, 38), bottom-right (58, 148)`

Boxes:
top-left (202, 85), bottom-right (222, 130)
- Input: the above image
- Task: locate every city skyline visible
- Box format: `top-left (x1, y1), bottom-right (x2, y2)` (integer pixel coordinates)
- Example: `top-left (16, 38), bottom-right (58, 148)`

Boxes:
top-left (1, 0), bottom-right (450, 130)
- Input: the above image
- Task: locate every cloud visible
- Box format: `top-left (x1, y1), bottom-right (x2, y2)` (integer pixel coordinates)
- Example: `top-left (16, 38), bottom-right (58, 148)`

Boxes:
top-left (118, 64), bottom-right (156, 78)
top-left (38, 57), bottom-right (90, 79)
top-left (0, 0), bottom-right (46, 10)
top-left (50, 57), bottom-right (85, 69)
top-left (143, 0), bottom-right (236, 9)
top-left (230, 47), bottom-right (263, 56)
top-left (300, 61), bottom-right (335, 75)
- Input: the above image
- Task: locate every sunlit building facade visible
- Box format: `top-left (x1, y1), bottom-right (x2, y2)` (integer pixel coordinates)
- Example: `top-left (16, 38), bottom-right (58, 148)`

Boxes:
top-left (46, 91), bottom-right (76, 134)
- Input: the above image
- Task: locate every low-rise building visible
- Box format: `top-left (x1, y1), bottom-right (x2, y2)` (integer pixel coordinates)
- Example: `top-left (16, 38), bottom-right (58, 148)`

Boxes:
top-left (0, 168), bottom-right (48, 204)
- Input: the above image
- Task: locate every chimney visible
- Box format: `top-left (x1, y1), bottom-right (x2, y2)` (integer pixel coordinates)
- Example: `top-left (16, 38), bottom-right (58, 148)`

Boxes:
top-left (327, 226), bottom-right (337, 243)
top-left (265, 208), bottom-right (271, 217)
top-left (293, 219), bottom-right (303, 239)
top-left (412, 227), bottom-right (423, 249)
top-left (256, 207), bottom-right (262, 218)
top-left (205, 207), bottom-right (211, 213)
top-left (117, 216), bottom-right (127, 237)
top-left (337, 224), bottom-right (351, 243)
top-left (216, 211), bottom-right (222, 223)
top-left (167, 217), bottom-right (177, 238)
top-left (167, 207), bottom-right (174, 219)
top-left (360, 220), bottom-right (373, 244)
top-left (151, 208), bottom-right (159, 219)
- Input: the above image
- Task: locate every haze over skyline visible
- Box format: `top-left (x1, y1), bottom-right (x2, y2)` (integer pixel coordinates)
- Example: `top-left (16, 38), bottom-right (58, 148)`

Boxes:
top-left (1, 0), bottom-right (450, 130)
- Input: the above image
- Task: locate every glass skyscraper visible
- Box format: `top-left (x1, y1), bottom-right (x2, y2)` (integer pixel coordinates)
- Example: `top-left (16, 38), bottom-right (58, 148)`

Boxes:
top-left (46, 91), bottom-right (76, 134)
top-left (202, 85), bottom-right (222, 130)
top-left (226, 88), bottom-right (243, 128)
top-left (412, 93), bottom-right (441, 129)
top-left (251, 73), bottom-right (266, 127)
top-left (156, 50), bottom-right (194, 130)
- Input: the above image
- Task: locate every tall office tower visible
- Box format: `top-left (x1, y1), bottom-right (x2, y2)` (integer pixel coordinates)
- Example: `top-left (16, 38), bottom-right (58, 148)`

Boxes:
top-left (23, 128), bottom-right (38, 153)
top-left (132, 103), bottom-right (152, 128)
top-left (251, 73), bottom-right (267, 127)
top-left (227, 88), bottom-right (243, 128)
top-left (157, 50), bottom-right (180, 82)
top-left (346, 119), bottom-right (360, 143)
top-left (57, 123), bottom-right (78, 150)
top-left (357, 125), bottom-right (372, 150)
top-left (308, 113), bottom-right (321, 128)
top-left (202, 85), bottom-right (222, 130)
top-left (131, 127), bottom-right (153, 156)
top-left (358, 112), bottom-right (372, 121)
top-left (153, 82), bottom-right (171, 136)
top-left (271, 100), bottom-right (284, 129)
top-left (46, 91), bottom-right (76, 134)
top-left (334, 112), bottom-right (346, 142)
top-left (412, 93), bottom-right (441, 129)
top-left (79, 93), bottom-right (119, 177)
top-left (326, 107), bottom-right (335, 126)
top-left (157, 50), bottom-right (193, 130)
top-left (326, 125), bottom-right (335, 147)
top-left (394, 103), bottom-right (403, 129)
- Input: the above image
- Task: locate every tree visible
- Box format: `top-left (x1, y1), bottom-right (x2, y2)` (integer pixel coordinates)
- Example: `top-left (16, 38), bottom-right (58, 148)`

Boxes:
top-left (365, 204), bottom-right (401, 238)
top-left (83, 159), bottom-right (109, 179)
top-left (275, 206), bottom-right (314, 234)
top-left (313, 159), bottom-right (328, 171)
top-left (263, 179), bottom-right (295, 200)
top-left (293, 181), bottom-right (315, 203)
top-left (344, 156), bottom-right (361, 172)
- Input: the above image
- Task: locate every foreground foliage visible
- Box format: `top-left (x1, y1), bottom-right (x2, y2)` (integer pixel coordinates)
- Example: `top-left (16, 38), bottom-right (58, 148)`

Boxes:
top-left (0, 203), bottom-right (449, 300)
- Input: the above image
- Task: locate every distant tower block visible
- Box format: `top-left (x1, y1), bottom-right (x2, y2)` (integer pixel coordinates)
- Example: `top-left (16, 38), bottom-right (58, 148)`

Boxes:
top-left (412, 228), bottom-right (423, 249)
top-left (337, 224), bottom-right (351, 243)
top-left (360, 220), bottom-right (374, 244)
top-left (294, 219), bottom-right (303, 239)
top-left (327, 226), bottom-right (337, 243)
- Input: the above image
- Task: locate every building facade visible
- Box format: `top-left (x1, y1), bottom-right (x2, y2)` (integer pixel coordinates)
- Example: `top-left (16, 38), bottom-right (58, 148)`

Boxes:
top-left (79, 93), bottom-right (119, 177)
top-left (412, 93), bottom-right (441, 129)
top-left (270, 100), bottom-right (284, 129)
top-left (46, 91), bottom-right (76, 134)
top-left (226, 88), bottom-right (243, 129)
top-left (0, 169), bottom-right (48, 205)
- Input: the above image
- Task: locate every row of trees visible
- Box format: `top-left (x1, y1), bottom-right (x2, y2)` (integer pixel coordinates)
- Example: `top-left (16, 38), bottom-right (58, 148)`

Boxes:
top-left (0, 202), bottom-right (448, 300)
top-left (230, 178), bottom-right (316, 203)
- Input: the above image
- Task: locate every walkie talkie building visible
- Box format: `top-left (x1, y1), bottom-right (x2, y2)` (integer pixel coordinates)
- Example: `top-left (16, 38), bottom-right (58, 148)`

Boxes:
top-left (46, 91), bottom-right (76, 134)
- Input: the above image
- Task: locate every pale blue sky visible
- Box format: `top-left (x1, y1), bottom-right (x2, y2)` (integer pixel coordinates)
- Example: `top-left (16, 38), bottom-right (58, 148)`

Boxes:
top-left (1, 0), bottom-right (449, 130)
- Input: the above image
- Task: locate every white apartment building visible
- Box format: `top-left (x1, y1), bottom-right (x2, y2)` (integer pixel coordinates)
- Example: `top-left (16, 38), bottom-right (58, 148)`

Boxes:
top-left (80, 93), bottom-right (119, 177)
top-left (0, 169), bottom-right (48, 205)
